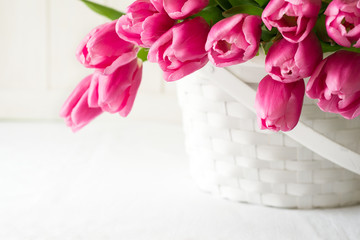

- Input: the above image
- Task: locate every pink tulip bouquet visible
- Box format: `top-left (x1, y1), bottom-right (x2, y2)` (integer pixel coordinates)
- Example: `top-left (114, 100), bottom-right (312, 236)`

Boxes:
top-left (61, 0), bottom-right (360, 132)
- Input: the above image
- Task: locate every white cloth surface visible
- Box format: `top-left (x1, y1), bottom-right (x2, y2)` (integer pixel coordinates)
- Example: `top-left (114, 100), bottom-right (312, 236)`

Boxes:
top-left (1, 120), bottom-right (360, 240)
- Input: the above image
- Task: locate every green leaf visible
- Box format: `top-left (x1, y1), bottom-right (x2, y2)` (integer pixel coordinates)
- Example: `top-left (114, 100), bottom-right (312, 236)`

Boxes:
top-left (215, 0), bottom-right (233, 10)
top-left (192, 6), bottom-right (224, 26)
top-left (208, 0), bottom-right (219, 6)
top-left (261, 29), bottom-right (277, 42)
top-left (320, 42), bottom-right (343, 53)
top-left (229, 0), bottom-right (243, 5)
top-left (253, 0), bottom-right (269, 7)
top-left (319, 1), bottom-right (329, 14)
top-left (80, 0), bottom-right (124, 20)
top-left (260, 26), bottom-right (279, 54)
top-left (261, 41), bottom-right (274, 54)
top-left (314, 15), bottom-right (331, 43)
top-left (229, 0), bottom-right (259, 7)
top-left (222, 5), bottom-right (263, 17)
top-left (137, 48), bottom-right (149, 62)
top-left (320, 42), bottom-right (360, 53)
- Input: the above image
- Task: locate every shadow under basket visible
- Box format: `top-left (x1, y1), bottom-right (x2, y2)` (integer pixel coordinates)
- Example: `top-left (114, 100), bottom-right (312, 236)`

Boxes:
top-left (177, 59), bottom-right (360, 209)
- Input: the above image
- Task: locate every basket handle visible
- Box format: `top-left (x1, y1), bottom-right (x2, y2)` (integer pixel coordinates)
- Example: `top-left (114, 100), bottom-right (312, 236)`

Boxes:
top-left (199, 64), bottom-right (360, 175)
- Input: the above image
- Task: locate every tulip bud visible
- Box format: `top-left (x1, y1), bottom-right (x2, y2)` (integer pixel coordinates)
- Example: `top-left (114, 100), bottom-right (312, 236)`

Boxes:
top-left (89, 58), bottom-right (143, 117)
top-left (116, 0), bottom-right (175, 48)
top-left (265, 33), bottom-right (323, 83)
top-left (255, 75), bottom-right (305, 131)
top-left (262, 0), bottom-right (321, 43)
top-left (148, 17), bottom-right (210, 82)
top-left (60, 75), bottom-right (103, 132)
top-left (205, 14), bottom-right (262, 67)
top-left (76, 21), bottom-right (137, 69)
top-left (306, 50), bottom-right (360, 119)
top-left (325, 0), bottom-right (360, 48)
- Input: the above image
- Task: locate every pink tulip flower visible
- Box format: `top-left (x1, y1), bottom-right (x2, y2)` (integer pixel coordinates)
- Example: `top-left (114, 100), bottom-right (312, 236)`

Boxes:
top-left (116, 0), bottom-right (175, 48)
top-left (205, 14), bottom-right (262, 67)
top-left (76, 21), bottom-right (138, 69)
top-left (150, 0), bottom-right (165, 12)
top-left (325, 0), bottom-right (360, 48)
top-left (265, 33), bottom-right (323, 83)
top-left (255, 75), bottom-right (305, 132)
top-left (148, 17), bottom-right (210, 82)
top-left (163, 0), bottom-right (208, 19)
top-left (88, 58), bottom-right (143, 117)
top-left (60, 75), bottom-right (103, 132)
top-left (306, 50), bottom-right (360, 119)
top-left (262, 0), bottom-right (321, 43)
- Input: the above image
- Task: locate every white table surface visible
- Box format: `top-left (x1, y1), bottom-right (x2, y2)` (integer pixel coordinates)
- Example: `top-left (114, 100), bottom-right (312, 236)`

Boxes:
top-left (1, 119), bottom-right (360, 240)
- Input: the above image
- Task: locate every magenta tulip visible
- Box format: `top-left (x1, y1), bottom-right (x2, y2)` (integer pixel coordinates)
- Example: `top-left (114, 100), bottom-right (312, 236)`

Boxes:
top-left (60, 75), bottom-right (103, 132)
top-left (163, 0), bottom-right (208, 19)
top-left (262, 0), bottom-right (321, 43)
top-left (150, 0), bottom-right (165, 12)
top-left (325, 0), bottom-right (360, 48)
top-left (265, 33), bottom-right (323, 83)
top-left (205, 14), bottom-right (262, 67)
top-left (306, 50), bottom-right (360, 119)
top-left (148, 17), bottom-right (210, 82)
top-left (255, 75), bottom-right (305, 132)
top-left (116, 0), bottom-right (175, 48)
top-left (88, 58), bottom-right (143, 117)
top-left (76, 21), bottom-right (137, 69)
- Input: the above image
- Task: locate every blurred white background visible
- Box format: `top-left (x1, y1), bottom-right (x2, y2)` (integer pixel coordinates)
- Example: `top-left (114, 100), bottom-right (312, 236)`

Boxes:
top-left (0, 0), bottom-right (181, 123)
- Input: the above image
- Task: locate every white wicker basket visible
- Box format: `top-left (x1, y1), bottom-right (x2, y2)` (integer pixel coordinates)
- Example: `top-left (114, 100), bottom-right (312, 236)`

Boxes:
top-left (177, 56), bottom-right (360, 209)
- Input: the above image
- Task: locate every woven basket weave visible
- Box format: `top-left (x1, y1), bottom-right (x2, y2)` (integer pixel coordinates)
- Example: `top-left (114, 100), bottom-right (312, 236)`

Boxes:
top-left (177, 57), bottom-right (360, 209)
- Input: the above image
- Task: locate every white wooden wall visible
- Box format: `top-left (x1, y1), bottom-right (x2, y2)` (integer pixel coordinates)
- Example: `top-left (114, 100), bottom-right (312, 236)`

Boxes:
top-left (0, 0), bottom-right (180, 122)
